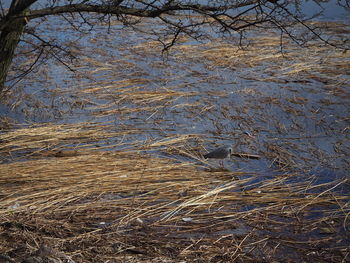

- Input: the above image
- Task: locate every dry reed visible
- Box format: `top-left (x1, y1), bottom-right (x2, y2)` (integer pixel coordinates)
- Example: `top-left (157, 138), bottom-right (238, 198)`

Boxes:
top-left (0, 126), bottom-right (349, 262)
top-left (1, 18), bottom-right (349, 263)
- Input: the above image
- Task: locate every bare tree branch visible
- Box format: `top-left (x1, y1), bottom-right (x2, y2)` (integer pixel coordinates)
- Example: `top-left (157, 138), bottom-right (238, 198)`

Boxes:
top-left (24, 1), bottom-right (258, 20)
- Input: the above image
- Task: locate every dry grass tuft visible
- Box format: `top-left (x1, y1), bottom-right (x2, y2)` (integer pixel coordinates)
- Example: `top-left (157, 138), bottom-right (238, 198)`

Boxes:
top-left (0, 122), bottom-right (132, 161)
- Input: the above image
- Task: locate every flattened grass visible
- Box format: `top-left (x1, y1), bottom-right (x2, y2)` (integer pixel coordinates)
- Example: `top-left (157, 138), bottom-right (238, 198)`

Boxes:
top-left (0, 123), bottom-right (349, 262)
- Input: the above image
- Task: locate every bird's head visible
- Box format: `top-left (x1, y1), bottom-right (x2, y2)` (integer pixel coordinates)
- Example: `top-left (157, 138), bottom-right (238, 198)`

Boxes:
top-left (227, 147), bottom-right (233, 156)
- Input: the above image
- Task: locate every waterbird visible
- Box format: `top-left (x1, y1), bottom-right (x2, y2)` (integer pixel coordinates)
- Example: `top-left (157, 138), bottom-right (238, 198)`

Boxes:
top-left (204, 146), bottom-right (232, 166)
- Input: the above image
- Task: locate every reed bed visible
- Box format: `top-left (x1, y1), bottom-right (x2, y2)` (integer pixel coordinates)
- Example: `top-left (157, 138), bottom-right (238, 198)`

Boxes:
top-left (171, 35), bottom-right (350, 87)
top-left (90, 88), bottom-right (197, 117)
top-left (0, 122), bottom-right (136, 162)
top-left (62, 78), bottom-right (199, 118)
top-left (0, 126), bottom-right (349, 262)
top-left (1, 17), bottom-right (349, 263)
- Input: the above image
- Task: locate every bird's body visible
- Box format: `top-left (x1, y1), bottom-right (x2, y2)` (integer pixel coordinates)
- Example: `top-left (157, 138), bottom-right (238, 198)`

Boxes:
top-left (204, 146), bottom-right (232, 159)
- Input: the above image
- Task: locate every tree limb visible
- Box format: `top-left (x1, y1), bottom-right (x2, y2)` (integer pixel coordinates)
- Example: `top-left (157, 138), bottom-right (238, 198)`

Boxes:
top-left (25, 1), bottom-right (257, 20)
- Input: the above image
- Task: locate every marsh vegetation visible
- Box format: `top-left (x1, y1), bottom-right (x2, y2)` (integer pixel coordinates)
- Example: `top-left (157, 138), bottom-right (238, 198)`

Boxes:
top-left (0, 1), bottom-right (349, 262)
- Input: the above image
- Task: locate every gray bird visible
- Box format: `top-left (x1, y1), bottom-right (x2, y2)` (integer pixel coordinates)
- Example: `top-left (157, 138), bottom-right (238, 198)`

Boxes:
top-left (204, 146), bottom-right (232, 165)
